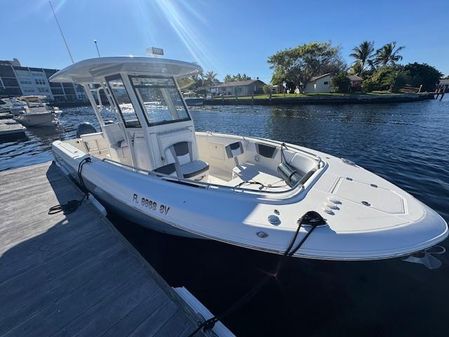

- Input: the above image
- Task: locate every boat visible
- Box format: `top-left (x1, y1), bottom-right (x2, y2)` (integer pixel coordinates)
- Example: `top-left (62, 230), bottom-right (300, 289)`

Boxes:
top-left (183, 91), bottom-right (204, 106)
top-left (184, 97), bottom-right (204, 106)
top-left (50, 57), bottom-right (448, 261)
top-left (12, 96), bottom-right (59, 127)
top-left (0, 97), bottom-right (27, 115)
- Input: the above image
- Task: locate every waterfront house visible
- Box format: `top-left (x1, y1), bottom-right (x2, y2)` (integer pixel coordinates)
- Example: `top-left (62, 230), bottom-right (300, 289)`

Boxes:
top-left (439, 78), bottom-right (449, 91)
top-left (304, 73), bottom-right (332, 93)
top-left (271, 84), bottom-right (284, 94)
top-left (304, 73), bottom-right (363, 93)
top-left (210, 79), bottom-right (265, 97)
top-left (348, 75), bottom-right (363, 91)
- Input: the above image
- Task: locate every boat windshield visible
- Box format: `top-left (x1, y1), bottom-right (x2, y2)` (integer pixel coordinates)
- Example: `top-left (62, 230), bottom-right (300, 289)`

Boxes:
top-left (130, 76), bottom-right (190, 126)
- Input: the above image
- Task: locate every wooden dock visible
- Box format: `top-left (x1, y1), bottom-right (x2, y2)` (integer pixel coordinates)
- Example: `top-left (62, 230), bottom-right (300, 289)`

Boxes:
top-left (0, 162), bottom-right (209, 337)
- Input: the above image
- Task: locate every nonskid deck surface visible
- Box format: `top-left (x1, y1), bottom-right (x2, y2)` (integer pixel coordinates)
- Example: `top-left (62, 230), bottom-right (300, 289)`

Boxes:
top-left (0, 162), bottom-right (208, 337)
top-left (208, 163), bottom-right (289, 191)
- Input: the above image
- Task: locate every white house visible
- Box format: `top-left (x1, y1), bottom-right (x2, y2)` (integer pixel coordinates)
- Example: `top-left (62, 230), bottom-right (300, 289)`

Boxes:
top-left (348, 75), bottom-right (363, 90)
top-left (209, 79), bottom-right (265, 97)
top-left (304, 73), bottom-right (332, 93)
top-left (303, 73), bottom-right (364, 93)
top-left (439, 78), bottom-right (449, 90)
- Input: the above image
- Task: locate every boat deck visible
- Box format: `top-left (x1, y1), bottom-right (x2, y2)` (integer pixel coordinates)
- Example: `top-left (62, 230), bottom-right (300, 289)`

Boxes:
top-left (0, 119), bottom-right (26, 139)
top-left (0, 112), bottom-right (13, 119)
top-left (0, 162), bottom-right (208, 337)
top-left (208, 163), bottom-right (289, 191)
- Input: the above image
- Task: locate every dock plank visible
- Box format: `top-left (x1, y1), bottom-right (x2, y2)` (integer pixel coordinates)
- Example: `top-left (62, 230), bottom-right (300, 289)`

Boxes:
top-left (0, 162), bottom-right (206, 337)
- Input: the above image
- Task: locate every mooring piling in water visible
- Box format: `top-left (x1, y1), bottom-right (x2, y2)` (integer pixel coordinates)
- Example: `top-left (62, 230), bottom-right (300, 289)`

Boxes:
top-left (0, 161), bottom-right (211, 337)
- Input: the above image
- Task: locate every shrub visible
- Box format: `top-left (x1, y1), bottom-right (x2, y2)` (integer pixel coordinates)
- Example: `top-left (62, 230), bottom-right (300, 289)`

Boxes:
top-left (363, 67), bottom-right (399, 92)
top-left (332, 72), bottom-right (351, 93)
top-left (403, 63), bottom-right (443, 92)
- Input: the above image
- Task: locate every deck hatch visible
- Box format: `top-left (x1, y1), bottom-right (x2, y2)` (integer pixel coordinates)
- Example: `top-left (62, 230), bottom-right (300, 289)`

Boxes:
top-left (333, 178), bottom-right (406, 214)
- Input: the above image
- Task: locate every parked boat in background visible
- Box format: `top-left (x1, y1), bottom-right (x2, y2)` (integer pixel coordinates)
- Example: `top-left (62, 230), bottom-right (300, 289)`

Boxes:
top-left (1, 98), bottom-right (27, 115)
top-left (183, 91), bottom-right (204, 106)
top-left (12, 96), bottom-right (59, 127)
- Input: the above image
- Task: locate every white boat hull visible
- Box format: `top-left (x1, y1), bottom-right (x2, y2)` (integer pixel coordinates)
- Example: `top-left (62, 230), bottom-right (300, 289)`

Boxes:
top-left (52, 132), bottom-right (448, 261)
top-left (15, 112), bottom-right (56, 127)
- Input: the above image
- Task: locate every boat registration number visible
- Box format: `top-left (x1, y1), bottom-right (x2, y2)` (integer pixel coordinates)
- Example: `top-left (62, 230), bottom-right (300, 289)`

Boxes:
top-left (132, 193), bottom-right (170, 215)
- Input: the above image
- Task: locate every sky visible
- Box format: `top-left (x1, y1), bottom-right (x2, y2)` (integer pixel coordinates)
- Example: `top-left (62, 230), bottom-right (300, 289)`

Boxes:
top-left (2, 0), bottom-right (449, 82)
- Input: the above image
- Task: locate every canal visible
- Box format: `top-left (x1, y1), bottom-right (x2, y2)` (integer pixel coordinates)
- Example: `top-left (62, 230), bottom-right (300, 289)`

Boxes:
top-left (1, 100), bottom-right (448, 336)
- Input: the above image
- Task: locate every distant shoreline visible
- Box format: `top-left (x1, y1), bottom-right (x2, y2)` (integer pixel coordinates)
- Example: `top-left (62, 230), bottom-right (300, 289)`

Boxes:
top-left (204, 92), bottom-right (436, 106)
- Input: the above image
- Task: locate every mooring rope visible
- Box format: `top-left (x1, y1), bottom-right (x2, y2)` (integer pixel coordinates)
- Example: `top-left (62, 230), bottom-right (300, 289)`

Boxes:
top-left (48, 157), bottom-right (91, 215)
top-left (187, 211), bottom-right (326, 336)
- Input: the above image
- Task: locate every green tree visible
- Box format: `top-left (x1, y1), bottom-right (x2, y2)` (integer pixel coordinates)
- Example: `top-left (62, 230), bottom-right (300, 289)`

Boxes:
top-left (262, 84), bottom-right (272, 95)
top-left (224, 73), bottom-right (252, 83)
top-left (374, 42), bottom-right (404, 67)
top-left (178, 71), bottom-right (205, 90)
top-left (348, 62), bottom-right (363, 76)
top-left (202, 71), bottom-right (219, 86)
top-left (268, 42), bottom-right (345, 91)
top-left (350, 41), bottom-right (375, 75)
top-left (223, 74), bottom-right (233, 83)
top-left (403, 63), bottom-right (442, 91)
top-left (332, 72), bottom-right (351, 93)
top-left (363, 67), bottom-right (400, 92)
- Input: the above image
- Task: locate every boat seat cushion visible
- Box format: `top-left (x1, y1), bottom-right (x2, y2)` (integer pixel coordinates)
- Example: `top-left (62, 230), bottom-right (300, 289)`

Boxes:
top-left (181, 160), bottom-right (209, 179)
top-left (225, 141), bottom-right (244, 159)
top-left (168, 141), bottom-right (193, 165)
top-left (165, 141), bottom-right (209, 179)
top-left (153, 163), bottom-right (177, 176)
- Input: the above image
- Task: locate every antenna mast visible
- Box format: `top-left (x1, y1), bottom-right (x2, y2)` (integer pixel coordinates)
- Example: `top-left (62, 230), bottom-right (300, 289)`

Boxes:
top-left (49, 1), bottom-right (74, 64)
top-left (93, 40), bottom-right (101, 57)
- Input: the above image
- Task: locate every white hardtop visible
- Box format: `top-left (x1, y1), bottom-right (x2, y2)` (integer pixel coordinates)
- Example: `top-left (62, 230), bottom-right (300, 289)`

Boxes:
top-left (49, 57), bottom-right (202, 84)
top-left (50, 56), bottom-right (204, 175)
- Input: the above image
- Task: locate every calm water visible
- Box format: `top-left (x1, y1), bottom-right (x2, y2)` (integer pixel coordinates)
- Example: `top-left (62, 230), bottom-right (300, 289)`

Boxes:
top-left (1, 100), bottom-right (449, 336)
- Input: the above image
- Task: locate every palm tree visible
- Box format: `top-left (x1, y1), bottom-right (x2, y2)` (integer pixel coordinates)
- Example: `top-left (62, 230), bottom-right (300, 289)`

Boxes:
top-left (202, 71), bottom-right (218, 86)
top-left (350, 41), bottom-right (375, 74)
top-left (374, 42), bottom-right (404, 67)
top-left (348, 62), bottom-right (363, 76)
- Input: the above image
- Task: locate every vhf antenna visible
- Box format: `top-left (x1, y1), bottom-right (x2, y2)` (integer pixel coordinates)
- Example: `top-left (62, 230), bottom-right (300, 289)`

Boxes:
top-left (49, 0), bottom-right (74, 64)
top-left (94, 40), bottom-right (101, 57)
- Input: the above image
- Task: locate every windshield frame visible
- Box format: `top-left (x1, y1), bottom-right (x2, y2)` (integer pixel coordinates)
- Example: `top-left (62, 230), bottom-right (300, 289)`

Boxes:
top-left (128, 75), bottom-right (191, 127)
top-left (105, 74), bottom-right (146, 128)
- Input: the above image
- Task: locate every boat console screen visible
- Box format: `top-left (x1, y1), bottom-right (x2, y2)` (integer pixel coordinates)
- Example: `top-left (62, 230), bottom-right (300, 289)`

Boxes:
top-left (130, 76), bottom-right (190, 127)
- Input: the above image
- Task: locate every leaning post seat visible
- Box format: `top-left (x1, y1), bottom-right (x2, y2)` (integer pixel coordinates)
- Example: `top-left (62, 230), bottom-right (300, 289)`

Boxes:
top-left (162, 141), bottom-right (209, 181)
top-left (153, 163), bottom-right (177, 177)
top-left (225, 141), bottom-right (244, 166)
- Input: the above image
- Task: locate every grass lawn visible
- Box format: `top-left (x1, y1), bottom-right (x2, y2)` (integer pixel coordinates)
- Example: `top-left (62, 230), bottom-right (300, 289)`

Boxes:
top-left (211, 91), bottom-right (404, 100)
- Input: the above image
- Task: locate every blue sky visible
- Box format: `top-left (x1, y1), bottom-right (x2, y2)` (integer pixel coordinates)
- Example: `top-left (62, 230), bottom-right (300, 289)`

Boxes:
top-left (2, 0), bottom-right (449, 82)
